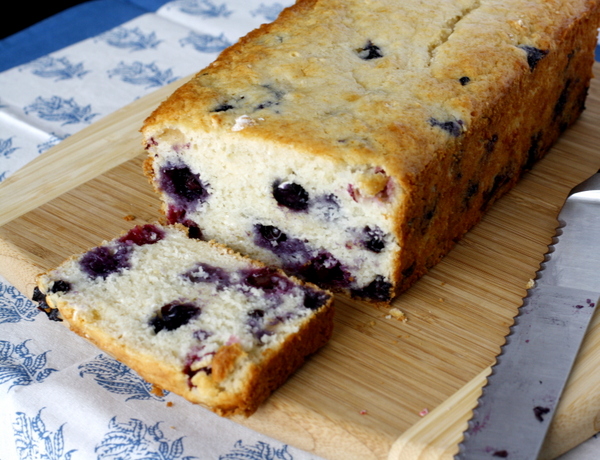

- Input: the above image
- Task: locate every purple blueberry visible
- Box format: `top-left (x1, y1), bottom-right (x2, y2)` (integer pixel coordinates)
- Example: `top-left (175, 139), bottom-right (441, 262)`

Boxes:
top-left (525, 131), bottom-right (543, 171)
top-left (299, 252), bottom-right (351, 288)
top-left (183, 262), bottom-right (230, 288)
top-left (245, 308), bottom-right (274, 342)
top-left (357, 41), bottom-right (383, 60)
top-left (533, 406), bottom-right (550, 422)
top-left (212, 103), bottom-right (234, 112)
top-left (518, 45), bottom-right (548, 71)
top-left (428, 118), bottom-right (464, 137)
top-left (481, 172), bottom-right (511, 211)
top-left (80, 245), bottom-right (131, 280)
top-left (485, 134), bottom-right (499, 154)
top-left (149, 301), bottom-right (201, 333)
top-left (362, 226), bottom-right (386, 253)
top-left (459, 76), bottom-right (470, 85)
top-left (463, 180), bottom-right (480, 208)
top-left (243, 267), bottom-right (294, 292)
top-left (302, 288), bottom-right (331, 310)
top-left (183, 347), bottom-right (214, 384)
top-left (159, 164), bottom-right (210, 205)
top-left (119, 224), bottom-right (165, 246)
top-left (165, 206), bottom-right (203, 239)
top-left (254, 224), bottom-right (310, 267)
top-left (256, 224), bottom-right (287, 246)
top-left (187, 225), bottom-right (203, 239)
top-left (553, 79), bottom-right (571, 121)
top-left (32, 287), bottom-right (45, 303)
top-left (272, 181), bottom-right (309, 211)
top-left (351, 275), bottom-right (392, 302)
top-left (144, 137), bottom-right (158, 150)
top-left (50, 280), bottom-right (71, 293)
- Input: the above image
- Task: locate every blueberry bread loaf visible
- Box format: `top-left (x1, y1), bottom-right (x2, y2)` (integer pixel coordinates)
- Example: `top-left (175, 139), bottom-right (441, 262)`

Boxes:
top-left (34, 224), bottom-right (334, 416)
top-left (142, 0), bottom-right (600, 302)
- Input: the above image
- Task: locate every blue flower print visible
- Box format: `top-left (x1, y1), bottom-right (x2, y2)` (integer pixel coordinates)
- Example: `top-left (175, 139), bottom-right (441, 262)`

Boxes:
top-left (220, 440), bottom-right (294, 460)
top-left (250, 3), bottom-right (285, 21)
top-left (180, 31), bottom-right (231, 53)
top-left (79, 354), bottom-right (170, 401)
top-left (37, 132), bottom-right (69, 154)
top-left (25, 56), bottom-right (90, 81)
top-left (13, 408), bottom-right (77, 460)
top-left (0, 281), bottom-right (40, 324)
top-left (99, 27), bottom-right (163, 52)
top-left (0, 136), bottom-right (19, 159)
top-left (24, 96), bottom-right (99, 126)
top-left (0, 340), bottom-right (57, 391)
top-left (95, 417), bottom-right (196, 460)
top-left (108, 61), bottom-right (178, 89)
top-left (171, 0), bottom-right (232, 18)
top-left (0, 170), bottom-right (8, 182)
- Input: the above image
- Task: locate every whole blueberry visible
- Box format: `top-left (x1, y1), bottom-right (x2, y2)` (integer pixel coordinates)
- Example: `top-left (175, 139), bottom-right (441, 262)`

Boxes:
top-left (518, 45), bottom-right (548, 71)
top-left (303, 288), bottom-right (331, 310)
top-left (351, 275), bottom-right (392, 302)
top-left (160, 164), bottom-right (210, 204)
top-left (80, 244), bottom-right (131, 280)
top-left (256, 224), bottom-right (287, 246)
top-left (300, 252), bottom-right (351, 288)
top-left (50, 280), bottom-right (71, 293)
top-left (429, 118), bottom-right (464, 137)
top-left (362, 226), bottom-right (386, 253)
top-left (149, 301), bottom-right (201, 333)
top-left (272, 181), bottom-right (310, 211)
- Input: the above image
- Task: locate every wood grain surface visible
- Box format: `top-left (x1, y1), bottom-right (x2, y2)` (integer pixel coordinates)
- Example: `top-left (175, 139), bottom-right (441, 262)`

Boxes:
top-left (1, 63), bottom-right (599, 460)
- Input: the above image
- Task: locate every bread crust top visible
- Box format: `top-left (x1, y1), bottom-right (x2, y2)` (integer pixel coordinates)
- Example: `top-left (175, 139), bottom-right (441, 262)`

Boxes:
top-left (142, 0), bottom-right (598, 180)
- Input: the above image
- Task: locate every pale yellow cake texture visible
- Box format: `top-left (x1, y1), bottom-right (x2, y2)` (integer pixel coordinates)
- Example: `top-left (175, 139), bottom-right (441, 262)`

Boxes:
top-left (37, 225), bottom-right (334, 416)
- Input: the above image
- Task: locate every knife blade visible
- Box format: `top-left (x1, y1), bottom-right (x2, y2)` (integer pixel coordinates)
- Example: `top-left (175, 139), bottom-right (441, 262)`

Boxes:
top-left (456, 171), bottom-right (600, 460)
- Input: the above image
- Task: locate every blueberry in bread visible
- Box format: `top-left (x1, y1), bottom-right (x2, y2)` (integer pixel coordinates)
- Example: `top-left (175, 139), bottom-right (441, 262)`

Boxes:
top-left (35, 224), bottom-right (334, 416)
top-left (142, 0), bottom-right (600, 302)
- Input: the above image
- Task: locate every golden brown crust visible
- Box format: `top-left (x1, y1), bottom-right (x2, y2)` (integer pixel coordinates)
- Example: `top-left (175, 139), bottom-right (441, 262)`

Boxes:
top-left (212, 343), bottom-right (246, 383)
top-left (212, 296), bottom-right (335, 416)
top-left (389, 2), bottom-right (600, 294)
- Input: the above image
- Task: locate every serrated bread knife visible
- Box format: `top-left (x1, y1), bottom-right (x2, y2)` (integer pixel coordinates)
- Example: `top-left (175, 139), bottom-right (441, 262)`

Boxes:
top-left (456, 171), bottom-right (600, 459)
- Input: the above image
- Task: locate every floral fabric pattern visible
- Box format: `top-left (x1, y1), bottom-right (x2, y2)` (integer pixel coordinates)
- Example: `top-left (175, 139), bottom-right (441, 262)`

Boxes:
top-left (0, 2), bottom-right (324, 459)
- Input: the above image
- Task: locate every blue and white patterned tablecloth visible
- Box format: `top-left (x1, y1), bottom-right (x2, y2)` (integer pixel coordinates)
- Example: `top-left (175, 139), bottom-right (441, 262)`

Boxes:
top-left (1, 2), bottom-right (600, 459)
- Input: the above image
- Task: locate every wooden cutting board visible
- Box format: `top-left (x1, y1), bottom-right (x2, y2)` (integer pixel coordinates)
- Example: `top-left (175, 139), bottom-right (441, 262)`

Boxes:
top-left (1, 63), bottom-right (600, 460)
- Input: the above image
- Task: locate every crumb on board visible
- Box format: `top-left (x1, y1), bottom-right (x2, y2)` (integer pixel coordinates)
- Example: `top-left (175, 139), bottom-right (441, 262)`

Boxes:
top-left (123, 214), bottom-right (136, 221)
top-left (386, 307), bottom-right (407, 322)
top-left (419, 408), bottom-right (429, 417)
top-left (360, 409), bottom-right (368, 415)
top-left (150, 384), bottom-right (165, 397)
top-left (166, 401), bottom-right (174, 407)
top-left (526, 279), bottom-right (535, 289)
top-left (356, 319), bottom-right (377, 334)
